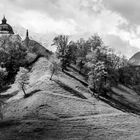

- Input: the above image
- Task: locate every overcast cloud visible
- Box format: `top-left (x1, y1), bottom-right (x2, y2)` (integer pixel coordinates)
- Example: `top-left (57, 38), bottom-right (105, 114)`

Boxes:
top-left (0, 0), bottom-right (140, 58)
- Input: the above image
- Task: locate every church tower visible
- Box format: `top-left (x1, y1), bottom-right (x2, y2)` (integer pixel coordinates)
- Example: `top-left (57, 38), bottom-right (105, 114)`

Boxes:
top-left (25, 29), bottom-right (29, 48)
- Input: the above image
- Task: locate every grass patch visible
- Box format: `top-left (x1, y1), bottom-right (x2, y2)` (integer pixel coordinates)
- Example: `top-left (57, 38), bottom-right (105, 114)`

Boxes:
top-left (54, 80), bottom-right (87, 99)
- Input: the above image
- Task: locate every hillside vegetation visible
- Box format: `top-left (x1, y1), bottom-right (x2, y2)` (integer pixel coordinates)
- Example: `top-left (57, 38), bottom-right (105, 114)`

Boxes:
top-left (0, 35), bottom-right (51, 90)
top-left (1, 34), bottom-right (140, 139)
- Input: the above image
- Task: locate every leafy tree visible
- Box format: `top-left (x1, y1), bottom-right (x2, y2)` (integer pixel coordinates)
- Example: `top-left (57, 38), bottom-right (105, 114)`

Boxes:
top-left (88, 61), bottom-right (108, 96)
top-left (86, 40), bottom-right (124, 97)
top-left (75, 35), bottom-right (103, 73)
top-left (118, 65), bottom-right (140, 87)
top-left (16, 67), bottom-right (29, 97)
top-left (87, 34), bottom-right (103, 51)
top-left (0, 37), bottom-right (27, 83)
top-left (105, 48), bottom-right (128, 70)
top-left (53, 35), bottom-right (70, 71)
top-left (68, 41), bottom-right (78, 64)
top-left (74, 39), bottom-right (88, 73)
top-left (76, 38), bottom-right (89, 58)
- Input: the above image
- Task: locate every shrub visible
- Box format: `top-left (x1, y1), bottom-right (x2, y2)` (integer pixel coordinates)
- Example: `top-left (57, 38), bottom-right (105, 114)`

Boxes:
top-left (0, 37), bottom-right (27, 84)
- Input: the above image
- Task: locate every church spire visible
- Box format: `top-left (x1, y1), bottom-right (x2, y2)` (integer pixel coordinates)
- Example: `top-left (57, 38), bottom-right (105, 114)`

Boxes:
top-left (25, 29), bottom-right (29, 48)
top-left (2, 15), bottom-right (7, 24)
top-left (26, 29), bottom-right (29, 37)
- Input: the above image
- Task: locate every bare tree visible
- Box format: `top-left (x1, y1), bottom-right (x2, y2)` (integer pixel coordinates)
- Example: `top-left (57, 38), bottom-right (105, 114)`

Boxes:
top-left (16, 67), bottom-right (29, 97)
top-left (0, 100), bottom-right (6, 120)
top-left (49, 55), bottom-right (60, 80)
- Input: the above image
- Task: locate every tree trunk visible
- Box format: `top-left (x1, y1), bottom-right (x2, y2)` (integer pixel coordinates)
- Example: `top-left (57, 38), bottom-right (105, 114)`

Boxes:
top-left (22, 86), bottom-right (26, 96)
top-left (50, 70), bottom-right (54, 80)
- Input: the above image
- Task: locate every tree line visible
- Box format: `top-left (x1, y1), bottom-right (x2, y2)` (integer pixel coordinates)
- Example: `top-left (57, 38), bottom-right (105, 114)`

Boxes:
top-left (0, 34), bottom-right (139, 98)
top-left (51, 34), bottom-right (140, 97)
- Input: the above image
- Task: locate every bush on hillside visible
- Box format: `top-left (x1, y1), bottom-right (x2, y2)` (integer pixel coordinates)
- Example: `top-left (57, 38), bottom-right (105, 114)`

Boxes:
top-left (0, 36), bottom-right (27, 85)
top-left (118, 66), bottom-right (140, 87)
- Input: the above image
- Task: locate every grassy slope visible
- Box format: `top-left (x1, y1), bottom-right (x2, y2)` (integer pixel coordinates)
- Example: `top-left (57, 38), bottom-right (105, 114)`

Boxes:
top-left (1, 58), bottom-right (140, 140)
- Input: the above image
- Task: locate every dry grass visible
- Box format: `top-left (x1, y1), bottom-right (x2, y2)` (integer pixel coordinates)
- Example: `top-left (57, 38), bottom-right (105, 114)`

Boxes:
top-left (1, 57), bottom-right (140, 139)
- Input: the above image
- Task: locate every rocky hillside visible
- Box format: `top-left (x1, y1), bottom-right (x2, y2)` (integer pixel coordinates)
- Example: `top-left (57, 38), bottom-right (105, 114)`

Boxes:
top-left (1, 57), bottom-right (140, 139)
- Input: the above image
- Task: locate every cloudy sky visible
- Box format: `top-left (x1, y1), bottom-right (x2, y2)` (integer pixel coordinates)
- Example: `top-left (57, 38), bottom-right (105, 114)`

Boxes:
top-left (0, 0), bottom-right (140, 58)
